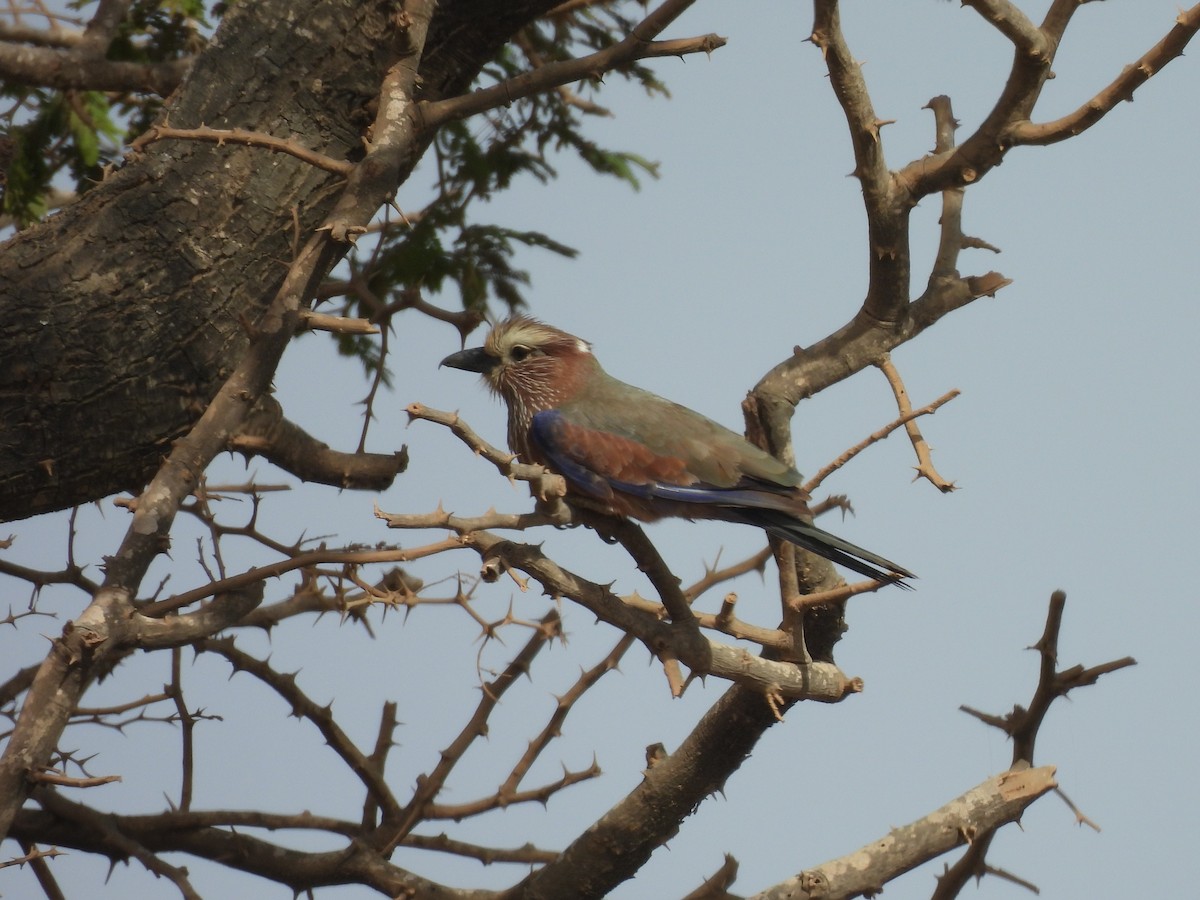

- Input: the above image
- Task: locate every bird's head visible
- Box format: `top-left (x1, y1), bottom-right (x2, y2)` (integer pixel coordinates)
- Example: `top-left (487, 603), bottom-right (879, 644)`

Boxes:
top-left (441, 316), bottom-right (597, 411)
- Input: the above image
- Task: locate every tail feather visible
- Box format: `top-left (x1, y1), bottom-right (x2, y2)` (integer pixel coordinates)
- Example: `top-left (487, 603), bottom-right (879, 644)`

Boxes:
top-left (731, 508), bottom-right (914, 589)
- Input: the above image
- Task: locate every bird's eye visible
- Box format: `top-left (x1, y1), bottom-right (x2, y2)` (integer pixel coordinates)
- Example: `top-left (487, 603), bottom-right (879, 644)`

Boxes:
top-left (509, 344), bottom-right (536, 362)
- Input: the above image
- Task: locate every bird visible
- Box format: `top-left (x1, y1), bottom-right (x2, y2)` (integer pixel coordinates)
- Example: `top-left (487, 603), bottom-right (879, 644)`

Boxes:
top-left (441, 316), bottom-right (913, 588)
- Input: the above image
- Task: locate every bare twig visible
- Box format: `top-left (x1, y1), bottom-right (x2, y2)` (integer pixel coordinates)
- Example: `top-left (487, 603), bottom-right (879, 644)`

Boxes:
top-left (804, 387), bottom-right (960, 494)
top-left (684, 547), bottom-right (772, 604)
top-left (229, 393), bottom-right (406, 492)
top-left (199, 637), bottom-right (404, 824)
top-left (960, 0), bottom-right (1044, 55)
top-left (466, 531), bottom-right (857, 702)
top-left (578, 509), bottom-right (696, 628)
top-left (501, 633), bottom-right (634, 800)
top-left (298, 310), bottom-right (380, 334)
top-left (425, 759), bottom-right (601, 821)
top-left (167, 649), bottom-right (194, 811)
top-left (1055, 785), bottom-right (1102, 833)
top-left (420, 0), bottom-right (725, 131)
top-left (402, 830), bottom-right (557, 864)
top-left (405, 403), bottom-right (569, 516)
top-left (684, 853), bottom-right (740, 900)
top-left (132, 124), bottom-right (354, 175)
top-left (810, 0), bottom-right (906, 323)
top-left (876, 355), bottom-right (958, 492)
top-left (138, 541), bottom-right (454, 618)
top-left (939, 592), bottom-right (1136, 897)
top-left (379, 610), bottom-right (563, 851)
top-left (27, 770), bottom-right (121, 788)
top-left (3, 841), bottom-right (66, 900)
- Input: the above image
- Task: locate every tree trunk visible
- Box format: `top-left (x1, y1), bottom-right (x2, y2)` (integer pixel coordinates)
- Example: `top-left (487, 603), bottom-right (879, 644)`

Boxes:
top-left (0, 0), bottom-right (556, 522)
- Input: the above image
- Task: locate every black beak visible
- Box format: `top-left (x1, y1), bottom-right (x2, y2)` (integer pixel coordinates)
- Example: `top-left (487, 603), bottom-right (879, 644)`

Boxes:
top-left (440, 347), bottom-right (497, 374)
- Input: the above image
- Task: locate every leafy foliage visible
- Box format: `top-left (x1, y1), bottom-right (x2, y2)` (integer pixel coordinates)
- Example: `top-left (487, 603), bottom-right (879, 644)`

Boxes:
top-left (326, 5), bottom-right (671, 375)
top-left (1, 1), bottom-right (210, 226)
top-left (2, 0), bottom-right (672, 391)
top-left (1, 90), bottom-right (121, 225)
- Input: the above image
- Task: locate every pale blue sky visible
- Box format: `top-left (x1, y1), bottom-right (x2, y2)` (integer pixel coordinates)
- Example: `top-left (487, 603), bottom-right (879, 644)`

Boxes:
top-left (3, 2), bottom-right (1197, 897)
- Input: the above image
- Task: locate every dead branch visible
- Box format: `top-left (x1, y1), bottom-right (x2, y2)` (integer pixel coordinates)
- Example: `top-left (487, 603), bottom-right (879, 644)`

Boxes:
top-left (810, 0), bottom-right (906, 324)
top-left (403, 830), bottom-right (557, 864)
top-left (876, 355), bottom-right (957, 492)
top-left (0, 842), bottom-right (65, 869)
top-left (198, 636), bottom-right (404, 824)
top-left (577, 508), bottom-right (697, 628)
top-left (684, 853), bottom-right (740, 900)
top-left (425, 759), bottom-right (601, 821)
top-left (925, 94), bottom-right (966, 276)
top-left (299, 310), bottom-right (380, 334)
top-left (684, 547), bottom-right (772, 604)
top-left (0, 556), bottom-right (96, 594)
top-left (1054, 785), bottom-right (1101, 833)
top-left (361, 701), bottom-right (399, 829)
top-left (501, 633), bottom-right (635, 799)
top-left (405, 403), bottom-right (570, 514)
top-left (903, 3), bottom-right (1200, 198)
top-left (465, 530), bottom-right (858, 703)
top-left (167, 648), bottom-right (195, 812)
top-left (35, 788), bottom-right (201, 899)
top-left (1011, 6), bottom-right (1200, 146)
top-left (138, 540), bottom-right (456, 618)
top-left (961, 0), bottom-right (1043, 55)
top-left (937, 591), bottom-right (1136, 897)
top-left (804, 387), bottom-right (960, 494)
top-left (701, 606), bottom-right (791, 652)
top-left (27, 770), bottom-right (122, 789)
top-left (9, 799), bottom-right (451, 896)
top-left (748, 767), bottom-right (1057, 900)
top-left (513, 684), bottom-right (803, 898)
top-left (231, 394), bottom-right (407, 492)
top-left (377, 610), bottom-right (563, 851)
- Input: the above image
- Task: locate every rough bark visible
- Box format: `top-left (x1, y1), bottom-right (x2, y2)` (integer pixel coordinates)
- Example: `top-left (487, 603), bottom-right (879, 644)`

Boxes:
top-left (0, 0), bottom-right (559, 522)
top-left (511, 684), bottom-right (788, 899)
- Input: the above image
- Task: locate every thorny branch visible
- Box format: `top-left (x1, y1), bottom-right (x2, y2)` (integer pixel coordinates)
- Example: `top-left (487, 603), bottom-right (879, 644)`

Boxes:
top-left (406, 402), bottom-right (570, 517)
top-left (745, 0), bottom-right (1200, 598)
top-left (750, 1), bottom-right (1200, 490)
top-left (749, 766), bottom-right (1058, 900)
top-left (0, 2), bottom-right (1184, 897)
top-left (199, 636), bottom-right (405, 823)
top-left (419, 0), bottom-right (727, 131)
top-left (0, 0), bottom-right (440, 843)
top-left (936, 591), bottom-right (1136, 898)
top-left (130, 124), bottom-right (355, 175)
top-left (876, 355), bottom-right (958, 492)
top-left (465, 530), bottom-right (855, 703)
top-left (395, 405), bottom-right (902, 688)
top-left (803, 387), bottom-right (960, 494)
top-left (378, 609), bottom-right (565, 850)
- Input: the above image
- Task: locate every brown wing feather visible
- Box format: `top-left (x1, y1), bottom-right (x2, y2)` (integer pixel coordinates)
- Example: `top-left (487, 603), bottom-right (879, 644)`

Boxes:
top-left (551, 418), bottom-right (698, 486)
